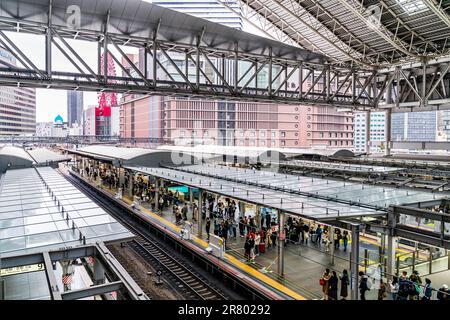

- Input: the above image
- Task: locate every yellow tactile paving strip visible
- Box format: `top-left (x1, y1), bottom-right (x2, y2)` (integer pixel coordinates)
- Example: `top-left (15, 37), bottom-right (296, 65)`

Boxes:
top-left (119, 196), bottom-right (306, 300)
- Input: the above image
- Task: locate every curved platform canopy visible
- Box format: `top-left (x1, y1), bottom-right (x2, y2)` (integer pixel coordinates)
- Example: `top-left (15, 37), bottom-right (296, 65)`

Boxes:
top-left (0, 0), bottom-right (328, 65)
top-left (68, 145), bottom-right (197, 167)
top-left (0, 146), bottom-right (71, 173)
top-left (0, 146), bottom-right (34, 173)
top-left (157, 145), bottom-right (355, 164)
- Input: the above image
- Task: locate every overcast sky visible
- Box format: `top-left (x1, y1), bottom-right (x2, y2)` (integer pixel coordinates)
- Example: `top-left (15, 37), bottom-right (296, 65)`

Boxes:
top-left (6, 1), bottom-right (267, 123)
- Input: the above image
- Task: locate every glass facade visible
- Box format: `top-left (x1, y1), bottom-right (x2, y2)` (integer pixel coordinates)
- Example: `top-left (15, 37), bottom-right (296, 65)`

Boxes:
top-left (391, 111), bottom-right (437, 141)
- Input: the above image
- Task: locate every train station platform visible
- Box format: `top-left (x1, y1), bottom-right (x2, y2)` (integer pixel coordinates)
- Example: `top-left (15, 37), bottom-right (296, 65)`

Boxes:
top-left (64, 164), bottom-right (433, 300)
top-left (64, 166), bottom-right (312, 300)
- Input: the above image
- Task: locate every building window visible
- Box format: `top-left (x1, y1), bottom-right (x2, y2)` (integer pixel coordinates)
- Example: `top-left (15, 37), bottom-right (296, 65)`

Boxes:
top-left (281, 131), bottom-right (286, 137)
top-left (260, 131), bottom-right (266, 137)
top-left (180, 130), bottom-right (185, 137)
top-left (272, 131), bottom-right (276, 138)
top-left (281, 140), bottom-right (286, 146)
top-left (204, 130), bottom-right (209, 137)
top-left (271, 140), bottom-right (276, 146)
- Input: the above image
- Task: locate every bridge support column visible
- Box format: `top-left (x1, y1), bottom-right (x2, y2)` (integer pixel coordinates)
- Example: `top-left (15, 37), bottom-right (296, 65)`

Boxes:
top-left (277, 210), bottom-right (285, 277)
top-left (189, 187), bottom-right (194, 218)
top-left (350, 224), bottom-right (360, 301)
top-left (366, 110), bottom-right (371, 154)
top-left (118, 168), bottom-right (125, 190)
top-left (385, 108), bottom-right (392, 156)
top-left (386, 210), bottom-right (397, 279)
top-left (330, 226), bottom-right (335, 266)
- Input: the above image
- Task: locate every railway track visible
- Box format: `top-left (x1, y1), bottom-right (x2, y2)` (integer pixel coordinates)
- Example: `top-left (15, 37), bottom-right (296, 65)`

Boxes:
top-left (63, 170), bottom-right (228, 300)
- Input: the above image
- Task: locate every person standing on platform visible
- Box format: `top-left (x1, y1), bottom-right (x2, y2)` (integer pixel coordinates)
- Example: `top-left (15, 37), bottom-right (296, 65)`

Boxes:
top-left (378, 278), bottom-right (387, 300)
top-left (316, 225), bottom-right (323, 245)
top-left (388, 276), bottom-right (399, 300)
top-left (342, 230), bottom-right (349, 252)
top-left (265, 212), bottom-right (271, 231)
top-left (328, 271), bottom-right (338, 301)
top-left (359, 271), bottom-right (370, 301)
top-left (340, 269), bottom-right (349, 300)
top-left (320, 269), bottom-right (332, 300)
top-left (182, 204), bottom-right (188, 221)
top-left (239, 217), bottom-right (245, 237)
top-left (421, 278), bottom-right (432, 301)
top-left (193, 203), bottom-right (198, 222)
top-left (266, 228), bottom-right (273, 249)
top-left (254, 232), bottom-right (261, 256)
top-left (205, 217), bottom-right (211, 241)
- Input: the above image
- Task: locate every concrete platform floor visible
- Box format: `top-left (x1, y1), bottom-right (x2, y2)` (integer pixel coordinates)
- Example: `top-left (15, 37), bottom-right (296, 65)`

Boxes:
top-left (77, 171), bottom-right (449, 300)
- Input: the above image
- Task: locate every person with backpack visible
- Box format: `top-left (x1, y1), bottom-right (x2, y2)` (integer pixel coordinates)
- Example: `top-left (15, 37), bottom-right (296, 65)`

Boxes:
top-left (359, 271), bottom-right (370, 300)
top-left (421, 278), bottom-right (432, 301)
top-left (320, 269), bottom-right (332, 300)
top-left (397, 271), bottom-right (410, 300)
top-left (409, 270), bottom-right (422, 300)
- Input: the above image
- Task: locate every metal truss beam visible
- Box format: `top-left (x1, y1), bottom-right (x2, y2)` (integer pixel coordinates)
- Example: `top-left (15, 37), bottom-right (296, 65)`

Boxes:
top-left (423, 0), bottom-right (450, 28)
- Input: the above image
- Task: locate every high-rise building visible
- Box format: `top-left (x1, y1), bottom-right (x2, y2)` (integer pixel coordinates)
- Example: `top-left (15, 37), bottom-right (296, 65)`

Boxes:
top-left (151, 0), bottom-right (243, 30)
top-left (83, 106), bottom-right (97, 136)
top-left (0, 48), bottom-right (36, 136)
top-left (354, 112), bottom-right (386, 153)
top-left (441, 111), bottom-right (450, 141)
top-left (67, 91), bottom-right (83, 127)
top-left (391, 111), bottom-right (437, 142)
top-left (120, 95), bottom-right (353, 149)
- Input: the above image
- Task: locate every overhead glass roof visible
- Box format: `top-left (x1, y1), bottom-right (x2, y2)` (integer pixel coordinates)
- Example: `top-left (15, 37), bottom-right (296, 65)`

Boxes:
top-left (0, 167), bottom-right (133, 258)
top-left (125, 165), bottom-right (383, 221)
top-left (170, 165), bottom-right (447, 210)
top-left (280, 160), bottom-right (405, 174)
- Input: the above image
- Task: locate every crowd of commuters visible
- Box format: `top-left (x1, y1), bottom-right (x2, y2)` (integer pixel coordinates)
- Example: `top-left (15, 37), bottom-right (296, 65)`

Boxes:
top-left (86, 167), bottom-right (450, 302)
top-left (320, 268), bottom-right (449, 301)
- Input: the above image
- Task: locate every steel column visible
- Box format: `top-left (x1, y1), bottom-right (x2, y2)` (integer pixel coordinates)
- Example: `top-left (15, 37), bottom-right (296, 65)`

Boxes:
top-left (277, 210), bottom-right (285, 277)
top-left (350, 224), bottom-right (360, 301)
top-left (385, 108), bottom-right (392, 156)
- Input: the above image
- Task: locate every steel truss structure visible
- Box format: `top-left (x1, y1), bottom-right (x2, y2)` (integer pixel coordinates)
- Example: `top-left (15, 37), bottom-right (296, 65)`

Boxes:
top-left (0, 242), bottom-right (148, 300)
top-left (0, 0), bottom-right (383, 108)
top-left (228, 0), bottom-right (450, 111)
top-left (0, 0), bottom-right (446, 111)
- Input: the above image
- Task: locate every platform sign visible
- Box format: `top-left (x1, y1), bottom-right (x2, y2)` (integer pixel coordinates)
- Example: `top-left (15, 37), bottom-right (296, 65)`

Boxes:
top-left (0, 263), bottom-right (45, 277)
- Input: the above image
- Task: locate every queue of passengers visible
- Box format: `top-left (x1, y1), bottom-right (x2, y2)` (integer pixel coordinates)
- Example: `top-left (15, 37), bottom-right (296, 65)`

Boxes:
top-left (320, 268), bottom-right (450, 301)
